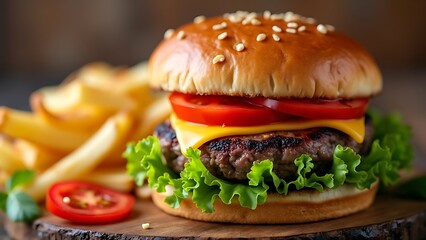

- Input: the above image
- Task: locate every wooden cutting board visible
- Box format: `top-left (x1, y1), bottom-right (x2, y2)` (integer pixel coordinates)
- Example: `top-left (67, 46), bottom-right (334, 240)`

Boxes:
top-left (12, 194), bottom-right (421, 239)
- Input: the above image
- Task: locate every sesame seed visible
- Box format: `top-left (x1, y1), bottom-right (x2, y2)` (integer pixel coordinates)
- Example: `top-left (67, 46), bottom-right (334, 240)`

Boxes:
top-left (271, 13), bottom-right (284, 20)
top-left (256, 33), bottom-right (266, 41)
top-left (63, 197), bottom-right (71, 204)
top-left (286, 28), bottom-right (297, 34)
top-left (212, 54), bottom-right (225, 64)
top-left (263, 10), bottom-right (272, 19)
top-left (298, 25), bottom-right (306, 32)
top-left (242, 12), bottom-right (257, 25)
top-left (317, 24), bottom-right (327, 34)
top-left (236, 10), bottom-right (249, 16)
top-left (163, 29), bottom-right (174, 39)
top-left (246, 12), bottom-right (258, 20)
top-left (212, 22), bottom-right (227, 30)
top-left (229, 15), bottom-right (242, 23)
top-left (193, 15), bottom-right (206, 24)
top-left (177, 30), bottom-right (185, 39)
top-left (272, 25), bottom-right (282, 32)
top-left (287, 22), bottom-right (298, 28)
top-left (217, 32), bottom-right (228, 40)
top-left (285, 16), bottom-right (299, 22)
top-left (272, 34), bottom-right (280, 41)
top-left (251, 18), bottom-right (261, 25)
top-left (326, 24), bottom-right (335, 32)
top-left (234, 43), bottom-right (245, 52)
top-left (284, 12), bottom-right (300, 22)
top-left (141, 223), bottom-right (150, 229)
top-left (306, 17), bottom-right (316, 24)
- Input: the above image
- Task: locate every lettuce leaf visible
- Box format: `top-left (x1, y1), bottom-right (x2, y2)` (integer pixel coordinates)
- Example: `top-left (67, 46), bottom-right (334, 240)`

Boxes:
top-left (125, 112), bottom-right (413, 212)
top-left (369, 111), bottom-right (413, 170)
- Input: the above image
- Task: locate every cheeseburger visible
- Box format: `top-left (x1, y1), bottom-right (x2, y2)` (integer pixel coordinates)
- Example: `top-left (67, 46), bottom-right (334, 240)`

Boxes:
top-left (125, 11), bottom-right (412, 224)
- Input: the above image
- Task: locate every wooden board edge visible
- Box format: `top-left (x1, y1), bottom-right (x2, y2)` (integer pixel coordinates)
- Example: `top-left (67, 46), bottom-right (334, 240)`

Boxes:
top-left (32, 209), bottom-right (426, 239)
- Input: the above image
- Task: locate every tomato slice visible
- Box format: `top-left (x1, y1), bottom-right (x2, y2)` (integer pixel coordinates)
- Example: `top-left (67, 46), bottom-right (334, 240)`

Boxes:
top-left (169, 92), bottom-right (296, 126)
top-left (169, 93), bottom-right (368, 126)
top-left (46, 181), bottom-right (135, 223)
top-left (248, 97), bottom-right (369, 119)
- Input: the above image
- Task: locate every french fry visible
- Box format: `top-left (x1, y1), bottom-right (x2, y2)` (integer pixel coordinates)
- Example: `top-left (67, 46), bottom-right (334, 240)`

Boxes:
top-left (75, 62), bottom-right (153, 108)
top-left (0, 136), bottom-right (26, 173)
top-left (76, 62), bottom-right (149, 93)
top-left (22, 112), bottom-right (133, 202)
top-left (30, 93), bottom-right (108, 132)
top-left (99, 94), bottom-right (170, 165)
top-left (0, 107), bottom-right (91, 152)
top-left (35, 81), bottom-right (137, 115)
top-left (78, 167), bottom-right (134, 192)
top-left (1, 61), bottom-right (162, 202)
top-left (13, 139), bottom-right (63, 173)
top-left (130, 95), bottom-right (171, 141)
top-left (111, 68), bottom-right (153, 106)
top-left (73, 62), bottom-right (116, 91)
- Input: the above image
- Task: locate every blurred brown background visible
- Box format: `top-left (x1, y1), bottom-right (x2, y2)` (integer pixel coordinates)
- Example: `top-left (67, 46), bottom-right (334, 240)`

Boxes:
top-left (0, 0), bottom-right (425, 166)
top-left (1, 1), bottom-right (426, 76)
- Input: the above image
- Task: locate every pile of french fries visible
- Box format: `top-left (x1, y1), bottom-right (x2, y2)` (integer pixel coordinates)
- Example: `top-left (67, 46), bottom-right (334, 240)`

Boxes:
top-left (0, 62), bottom-right (171, 202)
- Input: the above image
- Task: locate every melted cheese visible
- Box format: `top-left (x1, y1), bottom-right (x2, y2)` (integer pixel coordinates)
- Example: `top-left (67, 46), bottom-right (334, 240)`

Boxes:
top-left (170, 113), bottom-right (365, 153)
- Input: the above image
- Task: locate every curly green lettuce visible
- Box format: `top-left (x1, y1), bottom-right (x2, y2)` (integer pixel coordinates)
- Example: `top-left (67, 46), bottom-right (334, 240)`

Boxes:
top-left (124, 112), bottom-right (412, 213)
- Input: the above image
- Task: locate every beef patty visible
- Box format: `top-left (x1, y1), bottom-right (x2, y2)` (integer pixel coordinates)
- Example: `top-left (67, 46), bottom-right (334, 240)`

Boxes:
top-left (155, 118), bottom-right (374, 182)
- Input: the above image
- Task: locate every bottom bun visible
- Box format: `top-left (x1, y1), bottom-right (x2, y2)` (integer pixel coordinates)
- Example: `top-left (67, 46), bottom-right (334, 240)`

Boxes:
top-left (151, 182), bottom-right (378, 224)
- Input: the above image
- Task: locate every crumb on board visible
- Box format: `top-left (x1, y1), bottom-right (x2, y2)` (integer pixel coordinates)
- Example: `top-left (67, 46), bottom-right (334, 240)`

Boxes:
top-left (141, 223), bottom-right (150, 229)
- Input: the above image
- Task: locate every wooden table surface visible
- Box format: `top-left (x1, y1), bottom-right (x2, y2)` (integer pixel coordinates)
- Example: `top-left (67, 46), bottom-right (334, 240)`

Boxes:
top-left (32, 195), bottom-right (426, 239)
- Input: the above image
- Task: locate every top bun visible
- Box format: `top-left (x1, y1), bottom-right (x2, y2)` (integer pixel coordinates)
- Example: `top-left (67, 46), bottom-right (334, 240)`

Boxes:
top-left (149, 11), bottom-right (382, 99)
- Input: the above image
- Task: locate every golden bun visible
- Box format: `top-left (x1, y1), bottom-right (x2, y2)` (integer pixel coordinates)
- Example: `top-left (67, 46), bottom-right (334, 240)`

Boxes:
top-left (152, 182), bottom-right (378, 224)
top-left (149, 11), bottom-right (382, 99)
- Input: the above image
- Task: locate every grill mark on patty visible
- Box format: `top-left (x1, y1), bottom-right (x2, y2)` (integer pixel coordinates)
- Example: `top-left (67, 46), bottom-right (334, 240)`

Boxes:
top-left (244, 136), bottom-right (304, 151)
top-left (308, 128), bottom-right (328, 141)
top-left (209, 139), bottom-right (231, 151)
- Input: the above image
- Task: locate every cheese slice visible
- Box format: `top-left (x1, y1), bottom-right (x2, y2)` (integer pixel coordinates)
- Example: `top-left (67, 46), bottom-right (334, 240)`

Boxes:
top-left (170, 113), bottom-right (365, 153)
